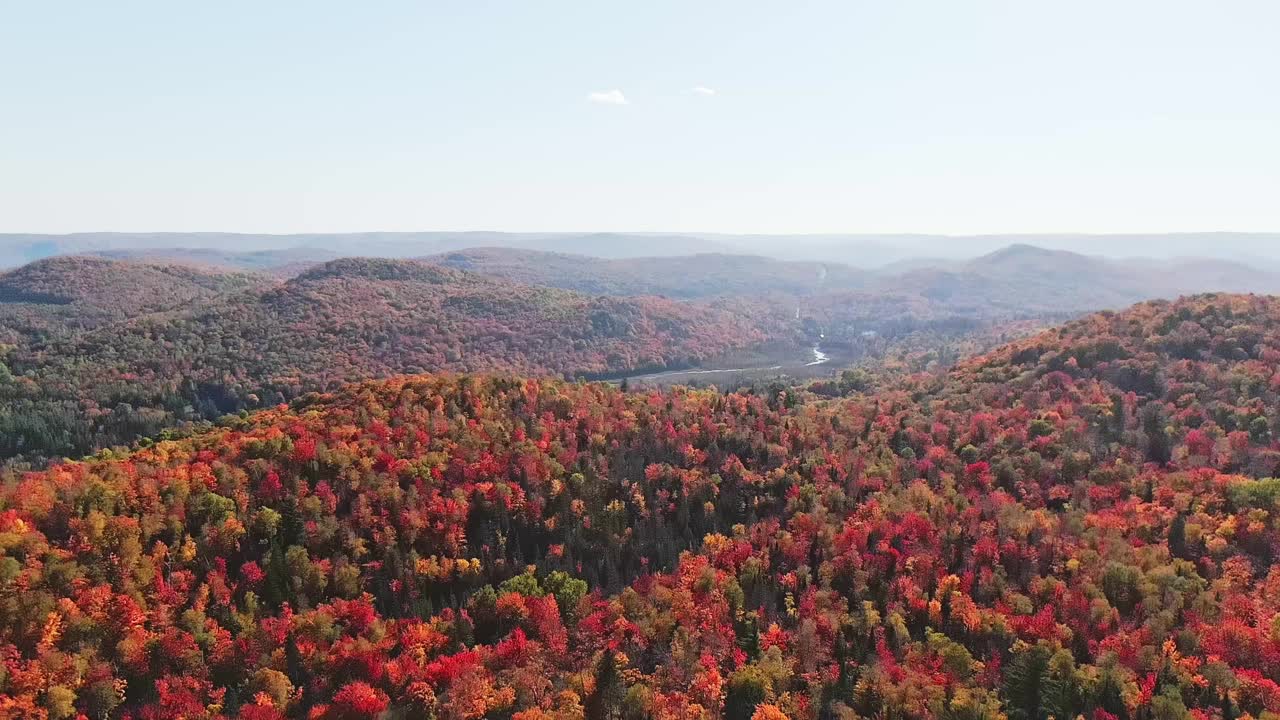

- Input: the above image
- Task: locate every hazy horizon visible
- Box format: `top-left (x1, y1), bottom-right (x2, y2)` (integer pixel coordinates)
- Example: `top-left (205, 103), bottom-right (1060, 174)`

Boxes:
top-left (6, 230), bottom-right (1280, 270)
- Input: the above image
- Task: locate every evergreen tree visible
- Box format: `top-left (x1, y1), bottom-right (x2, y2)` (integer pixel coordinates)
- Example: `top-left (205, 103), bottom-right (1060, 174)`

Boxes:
top-left (586, 652), bottom-right (626, 720)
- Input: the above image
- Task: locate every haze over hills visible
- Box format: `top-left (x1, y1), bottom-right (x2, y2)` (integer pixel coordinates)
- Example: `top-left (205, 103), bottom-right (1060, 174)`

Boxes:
top-left (422, 243), bottom-right (1280, 313)
top-left (902, 246), bottom-right (1132, 312)
top-left (0, 232), bottom-right (731, 269)
top-left (953, 243), bottom-right (1280, 310)
top-left (425, 248), bottom-right (870, 298)
top-left (704, 232), bottom-right (1280, 268)
top-left (6, 231), bottom-right (1280, 270)
top-left (889, 244), bottom-right (1280, 314)
top-left (86, 247), bottom-right (344, 277)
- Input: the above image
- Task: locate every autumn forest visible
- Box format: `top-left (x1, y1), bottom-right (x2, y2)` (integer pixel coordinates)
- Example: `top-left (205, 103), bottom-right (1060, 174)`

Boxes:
top-left (0, 242), bottom-right (1278, 720)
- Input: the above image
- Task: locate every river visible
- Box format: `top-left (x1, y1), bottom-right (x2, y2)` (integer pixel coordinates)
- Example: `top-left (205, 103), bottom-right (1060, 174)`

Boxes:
top-left (623, 344), bottom-right (830, 385)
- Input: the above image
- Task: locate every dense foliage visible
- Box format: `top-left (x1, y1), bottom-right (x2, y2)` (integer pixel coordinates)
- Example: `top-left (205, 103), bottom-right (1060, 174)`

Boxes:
top-left (3, 293), bottom-right (1280, 720)
top-left (0, 258), bottom-right (775, 468)
top-left (0, 256), bottom-right (268, 342)
top-left (8, 246), bottom-right (1269, 471)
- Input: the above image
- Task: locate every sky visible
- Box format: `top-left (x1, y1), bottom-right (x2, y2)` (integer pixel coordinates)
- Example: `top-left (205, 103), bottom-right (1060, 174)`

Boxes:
top-left (1, 1), bottom-right (1278, 235)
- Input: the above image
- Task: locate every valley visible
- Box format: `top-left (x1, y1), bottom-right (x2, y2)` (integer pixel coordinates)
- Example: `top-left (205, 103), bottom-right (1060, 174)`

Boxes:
top-left (5, 242), bottom-right (1264, 471)
top-left (614, 343), bottom-right (834, 387)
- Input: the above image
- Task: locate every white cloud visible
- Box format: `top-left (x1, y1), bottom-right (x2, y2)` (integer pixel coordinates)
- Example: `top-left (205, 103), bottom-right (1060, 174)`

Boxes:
top-left (690, 86), bottom-right (716, 96)
top-left (587, 89), bottom-right (628, 106)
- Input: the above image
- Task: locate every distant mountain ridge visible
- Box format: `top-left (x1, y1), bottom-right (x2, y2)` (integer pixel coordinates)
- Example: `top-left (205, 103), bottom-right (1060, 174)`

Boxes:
top-left (7, 231), bottom-right (1280, 269)
top-left (422, 243), bottom-right (1280, 313)
top-left (425, 247), bottom-right (869, 298)
top-left (86, 246), bottom-right (341, 277)
top-left (786, 242), bottom-right (1280, 317)
top-left (0, 231), bottom-right (731, 268)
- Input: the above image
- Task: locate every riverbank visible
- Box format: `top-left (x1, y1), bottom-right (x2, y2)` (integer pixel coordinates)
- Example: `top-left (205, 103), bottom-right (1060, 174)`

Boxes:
top-left (618, 343), bottom-right (837, 387)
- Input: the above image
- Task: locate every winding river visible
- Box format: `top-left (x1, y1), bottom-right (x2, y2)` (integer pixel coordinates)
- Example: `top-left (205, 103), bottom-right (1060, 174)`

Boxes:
top-left (624, 344), bottom-right (829, 384)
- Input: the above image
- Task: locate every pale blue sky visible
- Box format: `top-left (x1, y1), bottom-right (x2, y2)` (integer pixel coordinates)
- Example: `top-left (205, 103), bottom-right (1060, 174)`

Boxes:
top-left (1, 1), bottom-right (1277, 234)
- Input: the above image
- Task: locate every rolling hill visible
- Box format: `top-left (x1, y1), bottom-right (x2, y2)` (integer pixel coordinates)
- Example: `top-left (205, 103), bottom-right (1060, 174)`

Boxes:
top-left (5, 243), bottom-right (1279, 472)
top-left (2, 294), bottom-right (1278, 719)
top-left (0, 257), bottom-right (783, 467)
top-left (0, 255), bottom-right (267, 313)
top-left (427, 244), bottom-right (1280, 316)
top-left (888, 243), bottom-right (1280, 313)
top-left (87, 247), bottom-right (342, 277)
top-left (426, 248), bottom-right (870, 298)
top-left (0, 256), bottom-right (271, 347)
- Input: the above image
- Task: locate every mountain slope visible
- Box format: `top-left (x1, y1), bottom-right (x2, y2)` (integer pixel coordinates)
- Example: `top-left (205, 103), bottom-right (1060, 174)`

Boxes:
top-left (426, 247), bottom-right (869, 298)
top-left (0, 258), bottom-right (779, 466)
top-left (430, 243), bottom-right (1280, 315)
top-left (89, 247), bottom-right (341, 277)
top-left (516, 232), bottom-right (731, 258)
top-left (887, 243), bottom-right (1280, 313)
top-left (0, 255), bottom-right (267, 313)
top-left (3, 294), bottom-right (1279, 719)
top-left (0, 256), bottom-right (272, 349)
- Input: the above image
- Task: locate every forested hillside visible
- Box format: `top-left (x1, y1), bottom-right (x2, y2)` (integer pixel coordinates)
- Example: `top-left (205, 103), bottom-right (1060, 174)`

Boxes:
top-left (87, 248), bottom-right (342, 278)
top-left (0, 258), bottom-right (781, 468)
top-left (426, 249), bottom-right (870, 299)
top-left (3, 293), bottom-right (1278, 719)
top-left (427, 245), bottom-right (1280, 314)
top-left (0, 257), bottom-right (269, 343)
top-left (5, 247), bottom-right (1277, 475)
top-left (901, 245), bottom-right (1280, 314)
